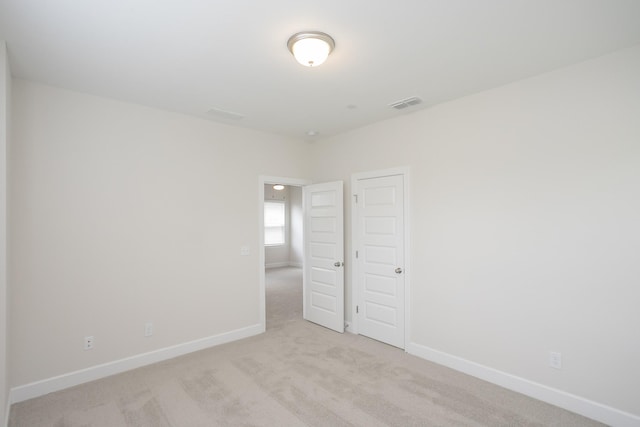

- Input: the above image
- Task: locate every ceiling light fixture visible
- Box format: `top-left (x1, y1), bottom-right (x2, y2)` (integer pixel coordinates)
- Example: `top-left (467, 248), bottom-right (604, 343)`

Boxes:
top-left (287, 31), bottom-right (335, 67)
top-left (273, 185), bottom-right (285, 191)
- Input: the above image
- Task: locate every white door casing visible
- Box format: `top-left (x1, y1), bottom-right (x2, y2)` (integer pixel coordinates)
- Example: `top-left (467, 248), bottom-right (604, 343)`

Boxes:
top-left (303, 181), bottom-right (345, 333)
top-left (355, 174), bottom-right (405, 348)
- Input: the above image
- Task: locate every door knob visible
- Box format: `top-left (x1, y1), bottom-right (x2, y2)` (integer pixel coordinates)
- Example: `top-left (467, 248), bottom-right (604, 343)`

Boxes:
top-left (395, 267), bottom-right (403, 274)
top-left (334, 261), bottom-right (344, 267)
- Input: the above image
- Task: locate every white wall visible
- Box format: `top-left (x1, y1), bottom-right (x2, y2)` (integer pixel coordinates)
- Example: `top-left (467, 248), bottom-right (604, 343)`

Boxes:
top-left (288, 186), bottom-right (303, 267)
top-left (264, 184), bottom-right (289, 268)
top-left (9, 80), bottom-right (311, 389)
top-left (0, 41), bottom-right (10, 427)
top-left (310, 45), bottom-right (640, 420)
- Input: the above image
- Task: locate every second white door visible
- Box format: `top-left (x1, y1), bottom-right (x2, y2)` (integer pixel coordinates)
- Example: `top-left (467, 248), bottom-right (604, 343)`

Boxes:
top-left (355, 174), bottom-right (405, 348)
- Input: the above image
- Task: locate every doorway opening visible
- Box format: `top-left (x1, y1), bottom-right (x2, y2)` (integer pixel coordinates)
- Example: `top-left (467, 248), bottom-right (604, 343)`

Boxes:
top-left (258, 176), bottom-right (345, 334)
top-left (264, 183), bottom-right (303, 329)
top-left (258, 176), bottom-right (310, 331)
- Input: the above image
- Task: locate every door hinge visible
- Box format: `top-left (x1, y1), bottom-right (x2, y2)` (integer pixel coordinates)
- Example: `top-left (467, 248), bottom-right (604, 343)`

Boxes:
top-left (355, 250), bottom-right (359, 259)
top-left (356, 305), bottom-right (359, 314)
top-left (353, 194), bottom-right (358, 204)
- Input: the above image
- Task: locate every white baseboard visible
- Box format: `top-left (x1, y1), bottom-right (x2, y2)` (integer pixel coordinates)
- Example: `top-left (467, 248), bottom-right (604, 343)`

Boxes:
top-left (4, 399), bottom-right (9, 427)
top-left (265, 262), bottom-right (289, 269)
top-left (265, 262), bottom-right (302, 269)
top-left (10, 324), bottom-right (263, 405)
top-left (407, 342), bottom-right (640, 427)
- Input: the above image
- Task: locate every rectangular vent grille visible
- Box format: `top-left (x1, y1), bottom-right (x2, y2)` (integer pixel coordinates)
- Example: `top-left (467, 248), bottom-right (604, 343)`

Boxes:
top-left (205, 107), bottom-right (245, 120)
top-left (389, 96), bottom-right (422, 110)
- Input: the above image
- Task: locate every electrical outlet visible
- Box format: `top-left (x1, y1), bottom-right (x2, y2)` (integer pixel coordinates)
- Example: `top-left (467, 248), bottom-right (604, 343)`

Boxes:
top-left (84, 336), bottom-right (94, 350)
top-left (240, 246), bottom-right (250, 256)
top-left (549, 351), bottom-right (562, 369)
top-left (144, 322), bottom-right (153, 337)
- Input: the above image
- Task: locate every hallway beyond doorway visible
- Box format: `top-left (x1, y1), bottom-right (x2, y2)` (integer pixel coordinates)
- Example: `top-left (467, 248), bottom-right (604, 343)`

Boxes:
top-left (266, 267), bottom-right (302, 329)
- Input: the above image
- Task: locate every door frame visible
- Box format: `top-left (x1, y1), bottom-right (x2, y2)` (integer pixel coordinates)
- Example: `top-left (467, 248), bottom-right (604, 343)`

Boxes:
top-left (350, 167), bottom-right (411, 349)
top-left (258, 175), bottom-right (311, 332)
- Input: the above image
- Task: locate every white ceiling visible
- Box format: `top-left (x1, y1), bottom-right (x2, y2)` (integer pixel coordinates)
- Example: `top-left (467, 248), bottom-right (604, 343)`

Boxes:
top-left (2, 0), bottom-right (640, 140)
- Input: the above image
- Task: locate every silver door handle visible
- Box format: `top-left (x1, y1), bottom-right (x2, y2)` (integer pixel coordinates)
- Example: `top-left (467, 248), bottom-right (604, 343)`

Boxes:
top-left (395, 267), bottom-right (403, 274)
top-left (334, 262), bottom-right (344, 267)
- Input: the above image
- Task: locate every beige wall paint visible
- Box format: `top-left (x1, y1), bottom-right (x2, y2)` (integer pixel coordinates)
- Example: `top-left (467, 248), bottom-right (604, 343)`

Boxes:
top-left (0, 41), bottom-right (10, 425)
top-left (310, 45), bottom-right (640, 415)
top-left (9, 80), bottom-right (311, 387)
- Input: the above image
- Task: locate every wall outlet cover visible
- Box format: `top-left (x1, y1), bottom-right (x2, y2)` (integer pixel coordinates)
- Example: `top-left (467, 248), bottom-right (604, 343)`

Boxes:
top-left (144, 322), bottom-right (153, 337)
top-left (549, 351), bottom-right (562, 369)
top-left (84, 336), bottom-right (94, 350)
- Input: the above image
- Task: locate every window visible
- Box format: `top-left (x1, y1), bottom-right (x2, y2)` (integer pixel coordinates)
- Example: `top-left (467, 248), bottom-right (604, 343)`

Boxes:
top-left (264, 201), bottom-right (286, 246)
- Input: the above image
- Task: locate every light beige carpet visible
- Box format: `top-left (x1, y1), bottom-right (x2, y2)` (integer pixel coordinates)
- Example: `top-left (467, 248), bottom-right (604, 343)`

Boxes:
top-left (9, 267), bottom-right (603, 426)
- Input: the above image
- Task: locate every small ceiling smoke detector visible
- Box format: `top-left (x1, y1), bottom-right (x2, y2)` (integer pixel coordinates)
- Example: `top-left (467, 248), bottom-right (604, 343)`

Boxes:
top-left (287, 32), bottom-right (335, 67)
top-left (306, 130), bottom-right (319, 137)
top-left (389, 96), bottom-right (423, 110)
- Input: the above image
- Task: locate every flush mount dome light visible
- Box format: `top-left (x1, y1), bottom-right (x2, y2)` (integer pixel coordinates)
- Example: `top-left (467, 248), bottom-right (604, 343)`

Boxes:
top-left (273, 185), bottom-right (285, 190)
top-left (287, 31), bottom-right (335, 67)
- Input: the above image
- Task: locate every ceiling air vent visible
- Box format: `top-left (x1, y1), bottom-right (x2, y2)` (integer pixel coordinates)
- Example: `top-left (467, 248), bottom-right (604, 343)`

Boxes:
top-left (205, 107), bottom-right (245, 120)
top-left (389, 96), bottom-right (422, 110)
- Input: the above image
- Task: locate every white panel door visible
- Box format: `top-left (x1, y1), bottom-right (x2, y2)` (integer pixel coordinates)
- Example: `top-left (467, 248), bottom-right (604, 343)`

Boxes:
top-left (356, 174), bottom-right (404, 348)
top-left (303, 181), bottom-right (344, 333)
